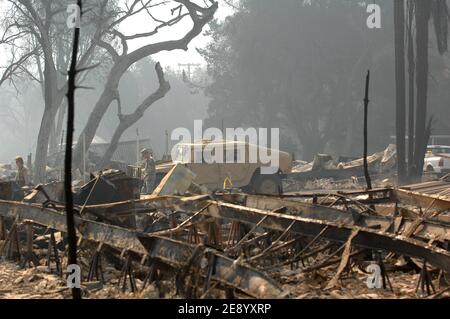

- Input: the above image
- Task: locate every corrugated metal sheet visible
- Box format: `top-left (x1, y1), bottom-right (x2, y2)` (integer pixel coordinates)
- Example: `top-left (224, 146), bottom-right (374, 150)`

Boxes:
top-left (394, 175), bottom-right (450, 210)
top-left (400, 176), bottom-right (450, 199)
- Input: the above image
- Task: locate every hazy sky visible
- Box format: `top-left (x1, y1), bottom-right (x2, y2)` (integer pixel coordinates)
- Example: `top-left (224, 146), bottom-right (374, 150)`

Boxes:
top-left (0, 1), bottom-right (234, 162)
top-left (0, 1), bottom-right (234, 68)
top-left (121, 1), bottom-right (234, 68)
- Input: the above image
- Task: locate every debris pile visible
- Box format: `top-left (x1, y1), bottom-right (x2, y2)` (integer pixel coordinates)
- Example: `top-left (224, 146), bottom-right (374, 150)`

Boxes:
top-left (1, 165), bottom-right (450, 299)
top-left (288, 145), bottom-right (398, 191)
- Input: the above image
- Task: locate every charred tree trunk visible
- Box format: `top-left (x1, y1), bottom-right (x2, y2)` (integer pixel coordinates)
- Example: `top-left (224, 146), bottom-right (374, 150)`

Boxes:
top-left (363, 70), bottom-right (372, 190)
top-left (65, 0), bottom-right (82, 300)
top-left (394, 0), bottom-right (407, 184)
top-left (413, 0), bottom-right (431, 178)
top-left (407, 0), bottom-right (415, 179)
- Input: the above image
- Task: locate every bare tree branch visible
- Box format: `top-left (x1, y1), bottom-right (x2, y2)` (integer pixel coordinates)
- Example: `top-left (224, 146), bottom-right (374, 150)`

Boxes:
top-left (73, 0), bottom-right (218, 168)
top-left (0, 49), bottom-right (37, 87)
top-left (97, 62), bottom-right (171, 168)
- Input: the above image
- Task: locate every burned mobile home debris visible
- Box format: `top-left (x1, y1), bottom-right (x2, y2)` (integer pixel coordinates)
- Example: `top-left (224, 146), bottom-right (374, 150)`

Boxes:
top-left (2, 0), bottom-right (450, 302)
top-left (1, 155), bottom-right (450, 299)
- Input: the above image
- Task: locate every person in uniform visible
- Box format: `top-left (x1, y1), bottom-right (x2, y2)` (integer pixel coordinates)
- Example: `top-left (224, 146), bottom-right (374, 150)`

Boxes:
top-left (15, 156), bottom-right (29, 187)
top-left (140, 148), bottom-right (156, 193)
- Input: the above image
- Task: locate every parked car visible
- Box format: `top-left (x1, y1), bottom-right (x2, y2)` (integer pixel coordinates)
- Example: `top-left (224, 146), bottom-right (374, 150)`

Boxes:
top-left (423, 145), bottom-right (450, 175)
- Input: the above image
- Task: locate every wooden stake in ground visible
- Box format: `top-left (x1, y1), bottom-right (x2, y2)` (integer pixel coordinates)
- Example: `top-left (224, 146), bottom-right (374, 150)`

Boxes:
top-left (363, 70), bottom-right (372, 190)
top-left (65, 0), bottom-right (82, 299)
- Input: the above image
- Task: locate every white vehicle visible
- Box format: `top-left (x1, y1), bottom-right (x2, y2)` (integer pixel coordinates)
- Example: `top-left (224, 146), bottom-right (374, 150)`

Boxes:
top-left (424, 145), bottom-right (450, 175)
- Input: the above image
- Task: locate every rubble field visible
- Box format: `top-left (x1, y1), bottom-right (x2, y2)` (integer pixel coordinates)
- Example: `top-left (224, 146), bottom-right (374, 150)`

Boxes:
top-left (1, 165), bottom-right (450, 299)
top-left (0, 259), bottom-right (442, 299)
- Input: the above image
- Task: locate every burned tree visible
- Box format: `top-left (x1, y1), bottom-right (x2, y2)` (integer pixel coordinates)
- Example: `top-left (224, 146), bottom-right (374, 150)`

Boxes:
top-left (97, 62), bottom-right (170, 169)
top-left (394, 0), bottom-right (449, 181)
top-left (0, 0), bottom-right (117, 183)
top-left (413, 0), bottom-right (432, 179)
top-left (406, 0), bottom-right (415, 179)
top-left (0, 0), bottom-right (217, 181)
top-left (411, 0), bottom-right (448, 179)
top-left (394, 0), bottom-right (407, 184)
top-left (72, 0), bottom-right (218, 169)
top-left (363, 70), bottom-right (372, 191)
top-left (65, 0), bottom-right (82, 300)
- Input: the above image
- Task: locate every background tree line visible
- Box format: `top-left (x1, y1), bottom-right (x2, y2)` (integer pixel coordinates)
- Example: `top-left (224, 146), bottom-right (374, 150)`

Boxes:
top-left (201, 0), bottom-right (450, 173)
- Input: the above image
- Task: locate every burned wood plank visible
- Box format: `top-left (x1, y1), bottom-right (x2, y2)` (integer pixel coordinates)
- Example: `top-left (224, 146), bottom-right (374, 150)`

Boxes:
top-left (219, 194), bottom-right (450, 242)
top-left (8, 190), bottom-right (450, 246)
top-left (203, 201), bottom-right (450, 273)
top-left (137, 235), bottom-right (283, 298)
top-left (0, 199), bottom-right (147, 254)
top-left (0, 199), bottom-right (282, 299)
top-left (82, 195), bottom-right (209, 216)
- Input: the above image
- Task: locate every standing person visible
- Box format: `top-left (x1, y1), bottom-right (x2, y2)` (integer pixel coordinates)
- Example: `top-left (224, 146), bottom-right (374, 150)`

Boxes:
top-left (15, 156), bottom-right (29, 187)
top-left (141, 148), bottom-right (156, 194)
